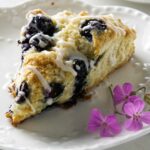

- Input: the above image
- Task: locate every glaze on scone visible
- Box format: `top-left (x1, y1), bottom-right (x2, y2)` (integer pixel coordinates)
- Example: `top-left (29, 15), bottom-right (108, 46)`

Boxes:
top-left (6, 9), bottom-right (136, 125)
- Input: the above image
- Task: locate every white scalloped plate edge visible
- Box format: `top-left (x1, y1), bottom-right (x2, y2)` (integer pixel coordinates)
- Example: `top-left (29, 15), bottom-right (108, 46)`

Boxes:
top-left (0, 0), bottom-right (150, 150)
top-left (125, 0), bottom-right (150, 4)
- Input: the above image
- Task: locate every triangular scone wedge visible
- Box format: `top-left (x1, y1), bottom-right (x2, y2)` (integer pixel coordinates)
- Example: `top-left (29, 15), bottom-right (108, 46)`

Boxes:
top-left (6, 9), bottom-right (136, 125)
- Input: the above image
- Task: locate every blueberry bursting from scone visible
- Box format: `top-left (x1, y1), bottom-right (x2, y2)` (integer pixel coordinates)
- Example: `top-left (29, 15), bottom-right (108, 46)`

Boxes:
top-left (19, 15), bottom-right (57, 57)
top-left (6, 9), bottom-right (136, 125)
top-left (80, 19), bottom-right (107, 42)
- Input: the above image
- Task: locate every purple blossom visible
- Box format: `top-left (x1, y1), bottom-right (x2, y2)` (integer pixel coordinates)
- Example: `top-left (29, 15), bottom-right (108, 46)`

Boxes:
top-left (113, 82), bottom-right (142, 105)
top-left (124, 100), bottom-right (150, 131)
top-left (88, 108), bottom-right (121, 137)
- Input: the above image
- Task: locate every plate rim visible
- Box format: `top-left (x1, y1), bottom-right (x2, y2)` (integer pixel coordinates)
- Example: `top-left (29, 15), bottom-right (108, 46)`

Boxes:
top-left (125, 0), bottom-right (150, 4)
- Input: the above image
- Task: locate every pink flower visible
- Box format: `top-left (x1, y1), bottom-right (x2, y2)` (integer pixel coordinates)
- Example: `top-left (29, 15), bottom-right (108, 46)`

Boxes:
top-left (124, 100), bottom-right (150, 131)
top-left (113, 82), bottom-right (142, 105)
top-left (88, 108), bottom-right (121, 137)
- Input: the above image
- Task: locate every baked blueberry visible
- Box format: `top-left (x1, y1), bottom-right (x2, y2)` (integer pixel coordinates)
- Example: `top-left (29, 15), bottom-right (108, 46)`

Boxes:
top-left (80, 19), bottom-right (107, 42)
top-left (16, 81), bottom-right (30, 104)
top-left (19, 81), bottom-right (30, 97)
top-left (18, 39), bottom-right (31, 52)
top-left (61, 98), bottom-right (77, 109)
top-left (45, 83), bottom-right (64, 99)
top-left (29, 16), bottom-right (56, 36)
top-left (72, 59), bottom-right (88, 97)
top-left (22, 43), bottom-right (31, 52)
top-left (26, 26), bottom-right (38, 37)
top-left (29, 33), bottom-right (54, 51)
top-left (19, 15), bottom-right (56, 53)
top-left (94, 52), bottom-right (105, 66)
top-left (16, 95), bottom-right (26, 104)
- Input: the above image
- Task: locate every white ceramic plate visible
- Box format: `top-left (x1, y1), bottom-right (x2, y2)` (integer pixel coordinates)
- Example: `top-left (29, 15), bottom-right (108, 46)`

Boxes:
top-left (125, 0), bottom-right (150, 4)
top-left (0, 0), bottom-right (150, 150)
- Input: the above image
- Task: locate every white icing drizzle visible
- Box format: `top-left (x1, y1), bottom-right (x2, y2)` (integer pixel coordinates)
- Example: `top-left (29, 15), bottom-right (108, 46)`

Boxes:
top-left (70, 13), bottom-right (124, 36)
top-left (25, 65), bottom-right (51, 92)
top-left (24, 66), bottom-right (54, 107)
top-left (54, 45), bottom-right (89, 76)
top-left (54, 39), bottom-right (75, 72)
top-left (54, 47), bottom-right (77, 76)
top-left (53, 37), bottom-right (89, 76)
top-left (42, 50), bottom-right (51, 55)
top-left (14, 66), bottom-right (55, 109)
top-left (71, 14), bottom-right (125, 36)
top-left (46, 98), bottom-right (53, 106)
top-left (69, 53), bottom-right (89, 70)
top-left (29, 32), bottom-right (52, 48)
top-left (90, 60), bottom-right (95, 69)
top-left (26, 98), bottom-right (36, 113)
top-left (17, 91), bottom-right (25, 97)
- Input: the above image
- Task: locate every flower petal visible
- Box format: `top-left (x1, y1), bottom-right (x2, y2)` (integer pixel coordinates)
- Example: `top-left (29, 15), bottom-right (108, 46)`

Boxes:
top-left (105, 114), bottom-right (121, 136)
top-left (99, 126), bottom-right (113, 137)
top-left (87, 108), bottom-right (103, 132)
top-left (109, 124), bottom-right (122, 135)
top-left (123, 102), bottom-right (135, 116)
top-left (113, 85), bottom-right (124, 104)
top-left (134, 100), bottom-right (145, 113)
top-left (91, 108), bottom-right (104, 121)
top-left (141, 112), bottom-right (150, 124)
top-left (128, 95), bottom-right (143, 103)
top-left (124, 118), bottom-right (143, 131)
top-left (123, 82), bottom-right (133, 95)
top-left (124, 118), bottom-right (133, 129)
top-left (106, 114), bottom-right (119, 125)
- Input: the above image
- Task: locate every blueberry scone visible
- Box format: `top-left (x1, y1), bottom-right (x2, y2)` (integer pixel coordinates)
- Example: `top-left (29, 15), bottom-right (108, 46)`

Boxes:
top-left (6, 9), bottom-right (136, 125)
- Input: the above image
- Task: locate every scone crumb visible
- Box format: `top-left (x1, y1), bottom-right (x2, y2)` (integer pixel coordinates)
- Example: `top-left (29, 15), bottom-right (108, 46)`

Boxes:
top-left (79, 11), bottom-right (89, 16)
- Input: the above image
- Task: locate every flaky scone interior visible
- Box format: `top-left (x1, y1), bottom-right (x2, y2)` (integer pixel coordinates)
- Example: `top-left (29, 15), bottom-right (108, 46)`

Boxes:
top-left (6, 9), bottom-right (136, 125)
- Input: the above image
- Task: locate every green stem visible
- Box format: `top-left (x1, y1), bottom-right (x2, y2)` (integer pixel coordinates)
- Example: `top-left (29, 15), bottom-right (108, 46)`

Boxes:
top-left (108, 84), bottom-right (113, 98)
top-left (108, 84), bottom-right (125, 116)
top-left (135, 86), bottom-right (146, 95)
top-left (114, 110), bottom-right (124, 116)
top-left (108, 84), bottom-right (118, 112)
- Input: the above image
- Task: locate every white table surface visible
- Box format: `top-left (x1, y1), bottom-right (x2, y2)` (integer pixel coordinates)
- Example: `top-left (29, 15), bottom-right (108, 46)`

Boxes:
top-left (0, 0), bottom-right (150, 150)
